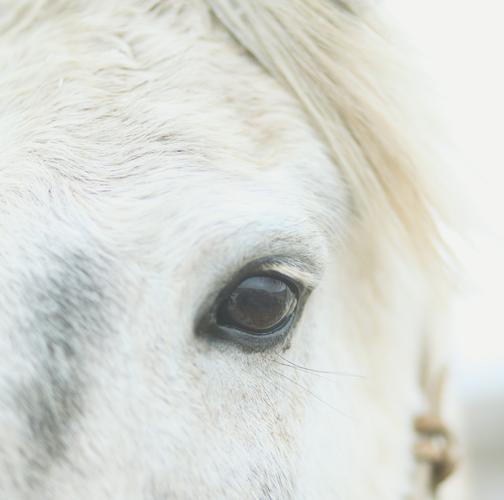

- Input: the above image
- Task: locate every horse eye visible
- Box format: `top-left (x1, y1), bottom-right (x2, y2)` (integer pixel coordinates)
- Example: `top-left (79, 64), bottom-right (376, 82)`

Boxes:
top-left (196, 261), bottom-right (310, 351)
top-left (217, 276), bottom-right (298, 334)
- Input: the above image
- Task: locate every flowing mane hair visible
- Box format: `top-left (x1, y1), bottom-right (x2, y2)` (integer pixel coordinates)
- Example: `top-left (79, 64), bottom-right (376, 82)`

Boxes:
top-left (205, 0), bottom-right (447, 270)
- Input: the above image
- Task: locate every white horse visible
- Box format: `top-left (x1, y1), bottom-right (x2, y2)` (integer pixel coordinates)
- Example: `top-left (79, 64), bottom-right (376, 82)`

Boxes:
top-left (0, 1), bottom-right (460, 499)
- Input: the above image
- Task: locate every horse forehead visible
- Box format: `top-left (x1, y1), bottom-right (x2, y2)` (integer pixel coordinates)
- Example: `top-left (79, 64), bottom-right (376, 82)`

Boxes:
top-left (0, 3), bottom-right (345, 266)
top-left (0, 4), bottom-right (322, 187)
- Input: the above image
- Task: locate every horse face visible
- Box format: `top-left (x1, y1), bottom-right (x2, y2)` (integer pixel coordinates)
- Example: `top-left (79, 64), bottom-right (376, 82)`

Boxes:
top-left (0, 4), bottom-right (350, 498)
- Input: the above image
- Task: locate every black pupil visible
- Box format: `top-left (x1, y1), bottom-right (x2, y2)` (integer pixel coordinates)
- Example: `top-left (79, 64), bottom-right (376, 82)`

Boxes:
top-left (218, 276), bottom-right (297, 334)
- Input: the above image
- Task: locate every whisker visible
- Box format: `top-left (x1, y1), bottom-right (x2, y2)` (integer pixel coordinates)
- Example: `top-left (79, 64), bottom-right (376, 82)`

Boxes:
top-left (271, 368), bottom-right (352, 419)
top-left (276, 354), bottom-right (366, 378)
top-left (273, 360), bottom-right (358, 386)
top-left (232, 361), bottom-right (302, 412)
top-left (222, 357), bottom-right (354, 420)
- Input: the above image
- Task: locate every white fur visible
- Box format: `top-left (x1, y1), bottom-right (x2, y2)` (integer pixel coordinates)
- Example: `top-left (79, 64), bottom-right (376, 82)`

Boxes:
top-left (0, 1), bottom-right (456, 499)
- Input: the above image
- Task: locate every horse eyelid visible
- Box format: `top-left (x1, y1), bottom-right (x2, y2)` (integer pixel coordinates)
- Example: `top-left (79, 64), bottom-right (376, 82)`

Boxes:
top-left (194, 255), bottom-right (319, 339)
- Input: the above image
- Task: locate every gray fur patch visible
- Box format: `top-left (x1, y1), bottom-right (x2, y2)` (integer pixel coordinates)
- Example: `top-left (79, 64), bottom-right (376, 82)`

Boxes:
top-left (14, 250), bottom-right (114, 487)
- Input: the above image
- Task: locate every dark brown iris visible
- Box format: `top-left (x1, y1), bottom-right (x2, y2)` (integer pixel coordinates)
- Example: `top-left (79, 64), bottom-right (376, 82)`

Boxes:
top-left (217, 276), bottom-right (297, 334)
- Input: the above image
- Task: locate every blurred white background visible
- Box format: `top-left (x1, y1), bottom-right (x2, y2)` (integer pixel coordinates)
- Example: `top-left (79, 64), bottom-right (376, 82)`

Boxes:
top-left (384, 1), bottom-right (504, 499)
